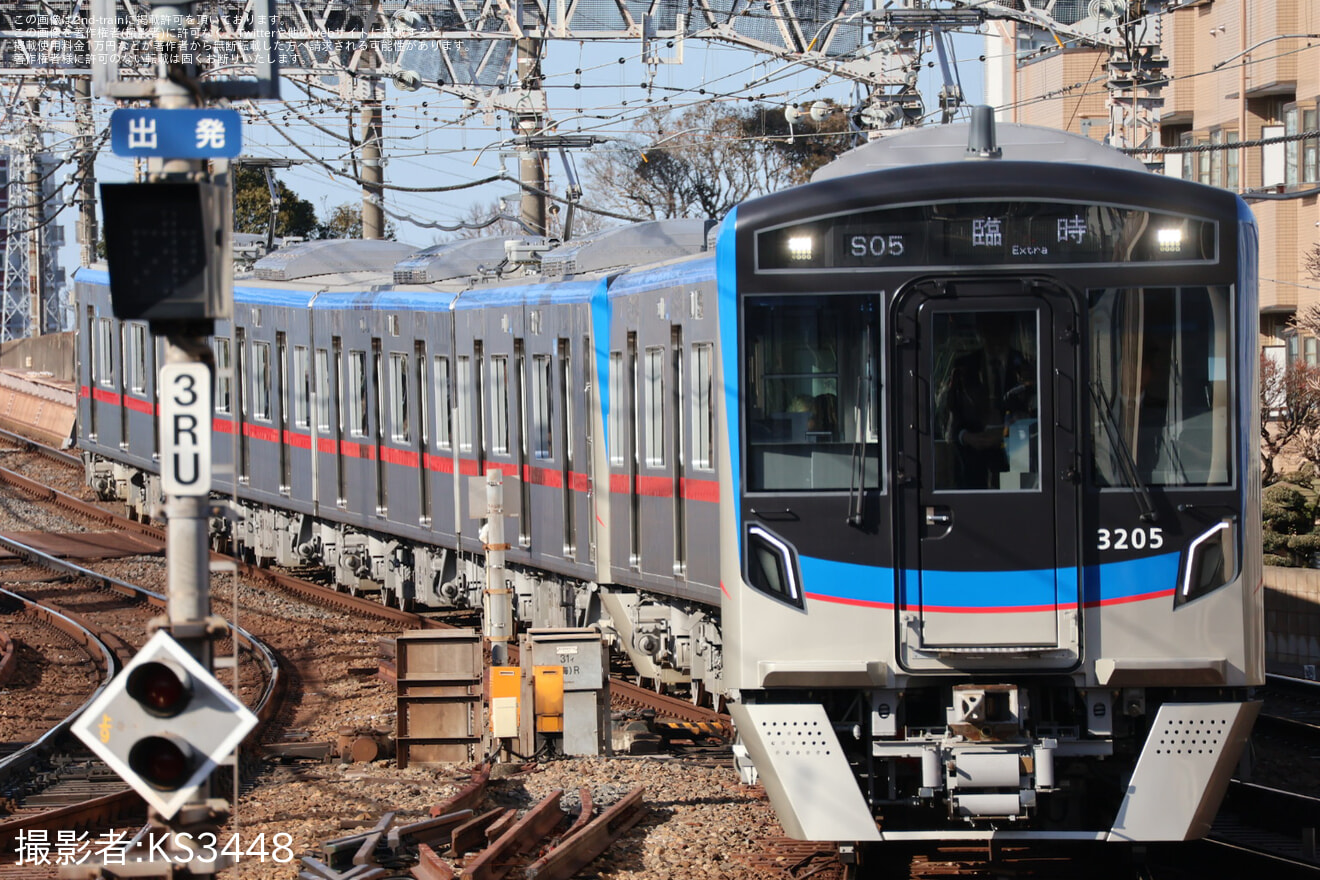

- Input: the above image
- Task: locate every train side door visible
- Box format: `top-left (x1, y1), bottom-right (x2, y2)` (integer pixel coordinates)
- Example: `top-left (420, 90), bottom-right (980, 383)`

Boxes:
top-left (893, 280), bottom-right (1080, 663)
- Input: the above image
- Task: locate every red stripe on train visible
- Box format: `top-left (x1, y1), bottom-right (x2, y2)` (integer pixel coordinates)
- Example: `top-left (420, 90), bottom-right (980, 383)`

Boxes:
top-left (123, 396), bottom-right (155, 415)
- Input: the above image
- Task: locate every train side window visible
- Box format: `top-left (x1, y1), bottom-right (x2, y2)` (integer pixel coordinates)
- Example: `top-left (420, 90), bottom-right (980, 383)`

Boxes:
top-left (644, 346), bottom-right (665, 467)
top-left (692, 343), bottom-right (714, 470)
top-left (97, 318), bottom-right (115, 387)
top-left (456, 355), bottom-right (473, 452)
top-left (562, 341), bottom-right (574, 465)
top-left (292, 345), bottom-right (310, 429)
top-left (253, 341), bottom-right (271, 420)
top-left (1089, 285), bottom-right (1232, 487)
top-left (491, 355), bottom-right (510, 455)
top-left (315, 348), bottom-right (331, 431)
top-left (128, 324), bottom-right (148, 394)
top-left (389, 352), bottom-right (410, 443)
top-left (416, 343), bottom-right (429, 451)
top-left (609, 352), bottom-right (625, 466)
top-left (434, 356), bottom-right (452, 450)
top-left (347, 350), bottom-right (368, 437)
top-left (214, 337), bottom-right (232, 414)
top-left (531, 353), bottom-right (553, 460)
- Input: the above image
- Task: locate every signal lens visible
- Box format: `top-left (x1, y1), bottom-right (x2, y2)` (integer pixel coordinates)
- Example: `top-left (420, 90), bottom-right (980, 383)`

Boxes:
top-left (128, 735), bottom-right (192, 790)
top-left (126, 662), bottom-right (190, 717)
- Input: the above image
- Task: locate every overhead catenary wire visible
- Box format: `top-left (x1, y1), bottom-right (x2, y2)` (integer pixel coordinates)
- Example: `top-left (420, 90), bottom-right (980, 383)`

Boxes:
top-left (4, 7), bottom-right (1320, 251)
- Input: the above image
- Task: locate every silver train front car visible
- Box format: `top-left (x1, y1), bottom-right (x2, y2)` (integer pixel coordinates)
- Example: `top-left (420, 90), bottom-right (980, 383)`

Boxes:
top-left (720, 119), bottom-right (1262, 843)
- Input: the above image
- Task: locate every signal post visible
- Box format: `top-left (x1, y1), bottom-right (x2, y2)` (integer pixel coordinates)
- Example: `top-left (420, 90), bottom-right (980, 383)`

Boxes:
top-left (66, 2), bottom-right (277, 876)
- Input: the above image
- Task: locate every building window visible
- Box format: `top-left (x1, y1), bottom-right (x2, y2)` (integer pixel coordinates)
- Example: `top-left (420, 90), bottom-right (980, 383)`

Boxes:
top-left (253, 341), bottom-right (271, 420)
top-left (1306, 337), bottom-right (1318, 366)
top-left (214, 337), bottom-right (232, 414)
top-left (1285, 105), bottom-right (1300, 185)
top-left (1226, 132), bottom-right (1239, 191)
top-left (1305, 107), bottom-right (1319, 184)
top-left (1210, 130), bottom-right (1224, 188)
top-left (490, 355), bottom-right (509, 455)
top-left (531, 353), bottom-right (553, 460)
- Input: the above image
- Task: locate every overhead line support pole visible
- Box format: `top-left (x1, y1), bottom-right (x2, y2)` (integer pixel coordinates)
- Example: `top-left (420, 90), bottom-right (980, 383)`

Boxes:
top-left (517, 31), bottom-right (547, 237)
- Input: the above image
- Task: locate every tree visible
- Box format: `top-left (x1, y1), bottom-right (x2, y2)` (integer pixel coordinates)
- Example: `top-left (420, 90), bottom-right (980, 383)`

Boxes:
top-left (741, 100), bottom-right (857, 186)
top-left (446, 196), bottom-right (612, 242)
top-left (1305, 241), bottom-right (1320, 287)
top-left (317, 202), bottom-right (397, 240)
top-left (1262, 483), bottom-right (1320, 567)
top-left (1260, 353), bottom-right (1320, 485)
top-left (580, 102), bottom-right (853, 221)
top-left (232, 166), bottom-right (319, 240)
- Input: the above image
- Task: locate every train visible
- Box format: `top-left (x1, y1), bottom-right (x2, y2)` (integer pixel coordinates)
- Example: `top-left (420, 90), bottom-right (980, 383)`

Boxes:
top-left (75, 109), bottom-right (1263, 851)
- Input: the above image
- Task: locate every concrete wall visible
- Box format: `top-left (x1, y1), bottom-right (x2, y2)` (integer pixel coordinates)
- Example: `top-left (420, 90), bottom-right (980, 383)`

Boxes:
top-left (0, 331), bottom-right (76, 383)
top-left (1264, 565), bottom-right (1320, 670)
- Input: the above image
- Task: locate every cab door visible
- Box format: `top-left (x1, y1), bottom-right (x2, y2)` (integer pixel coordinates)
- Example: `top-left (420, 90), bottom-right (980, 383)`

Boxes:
top-left (893, 279), bottom-right (1080, 667)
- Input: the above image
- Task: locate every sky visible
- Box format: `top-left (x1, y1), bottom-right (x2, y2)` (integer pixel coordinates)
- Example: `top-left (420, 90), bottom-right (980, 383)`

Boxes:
top-left (67, 29), bottom-right (989, 267)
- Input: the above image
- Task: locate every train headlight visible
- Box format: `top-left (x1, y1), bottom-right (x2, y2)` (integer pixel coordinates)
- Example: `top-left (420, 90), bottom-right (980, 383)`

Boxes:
top-left (786, 236), bottom-right (814, 261)
top-left (1175, 519), bottom-right (1237, 607)
top-left (1156, 227), bottom-right (1183, 252)
top-left (745, 524), bottom-right (803, 607)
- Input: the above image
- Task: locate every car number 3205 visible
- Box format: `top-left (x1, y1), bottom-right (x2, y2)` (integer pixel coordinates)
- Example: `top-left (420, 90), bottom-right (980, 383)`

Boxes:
top-left (1097, 527), bottom-right (1163, 551)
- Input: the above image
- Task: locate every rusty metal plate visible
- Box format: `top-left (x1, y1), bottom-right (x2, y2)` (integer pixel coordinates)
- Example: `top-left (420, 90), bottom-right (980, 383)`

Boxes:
top-left (0, 531), bottom-right (164, 560)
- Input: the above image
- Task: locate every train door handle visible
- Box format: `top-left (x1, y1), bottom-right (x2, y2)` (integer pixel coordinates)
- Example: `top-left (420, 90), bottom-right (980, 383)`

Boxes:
top-left (925, 506), bottom-right (952, 526)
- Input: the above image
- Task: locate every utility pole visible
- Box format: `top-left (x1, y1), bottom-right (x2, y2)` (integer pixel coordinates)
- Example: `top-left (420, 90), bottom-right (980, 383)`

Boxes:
top-left (22, 102), bottom-right (42, 337)
top-left (75, 76), bottom-right (99, 268)
top-left (361, 82), bottom-right (385, 239)
top-left (516, 29), bottom-right (547, 236)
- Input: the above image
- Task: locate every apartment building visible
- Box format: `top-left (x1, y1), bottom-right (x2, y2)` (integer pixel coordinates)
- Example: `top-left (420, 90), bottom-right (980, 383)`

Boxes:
top-left (989, 0), bottom-right (1320, 354)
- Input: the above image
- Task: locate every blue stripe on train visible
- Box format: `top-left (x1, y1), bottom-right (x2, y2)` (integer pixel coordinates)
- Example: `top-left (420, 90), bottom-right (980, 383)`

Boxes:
top-left (798, 551), bottom-right (1181, 611)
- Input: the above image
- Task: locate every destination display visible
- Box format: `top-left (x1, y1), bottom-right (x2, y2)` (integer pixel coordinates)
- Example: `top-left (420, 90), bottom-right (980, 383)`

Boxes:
top-left (756, 201), bottom-right (1217, 271)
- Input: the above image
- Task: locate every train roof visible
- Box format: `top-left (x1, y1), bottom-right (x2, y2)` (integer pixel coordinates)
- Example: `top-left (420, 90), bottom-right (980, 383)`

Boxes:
top-left (253, 239), bottom-right (419, 281)
top-left (814, 113), bottom-right (1147, 182)
top-left (240, 218), bottom-right (714, 290)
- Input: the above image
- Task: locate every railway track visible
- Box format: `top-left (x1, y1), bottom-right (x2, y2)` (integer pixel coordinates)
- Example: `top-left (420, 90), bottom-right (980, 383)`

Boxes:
top-left (0, 441), bottom-right (461, 874)
top-left (1, 431), bottom-right (1313, 879)
top-left (1261, 672), bottom-right (1320, 735)
top-left (0, 531), bottom-right (283, 859)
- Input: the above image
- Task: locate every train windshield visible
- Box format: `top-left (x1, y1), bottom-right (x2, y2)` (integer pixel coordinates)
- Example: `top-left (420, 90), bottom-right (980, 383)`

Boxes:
top-left (1089, 285), bottom-right (1233, 487)
top-left (743, 294), bottom-right (881, 492)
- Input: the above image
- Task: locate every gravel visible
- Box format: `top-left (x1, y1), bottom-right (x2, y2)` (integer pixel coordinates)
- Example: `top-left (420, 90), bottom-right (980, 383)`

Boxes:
top-left (223, 753), bottom-right (781, 880)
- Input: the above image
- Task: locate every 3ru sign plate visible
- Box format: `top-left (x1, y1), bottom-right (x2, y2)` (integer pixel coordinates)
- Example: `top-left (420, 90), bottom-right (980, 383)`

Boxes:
top-left (160, 363), bottom-right (212, 497)
top-left (110, 108), bottom-right (243, 159)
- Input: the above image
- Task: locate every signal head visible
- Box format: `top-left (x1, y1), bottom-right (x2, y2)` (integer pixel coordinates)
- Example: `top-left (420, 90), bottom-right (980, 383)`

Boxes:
top-left (126, 662), bottom-right (192, 717)
top-left (128, 735), bottom-right (194, 791)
